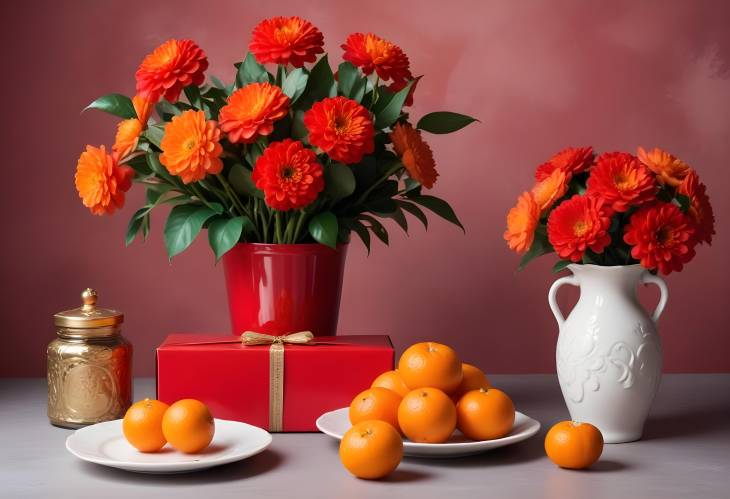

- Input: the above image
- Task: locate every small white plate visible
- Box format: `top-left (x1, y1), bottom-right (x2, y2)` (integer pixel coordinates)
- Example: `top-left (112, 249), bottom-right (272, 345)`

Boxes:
top-left (66, 419), bottom-right (272, 474)
top-left (316, 408), bottom-right (540, 458)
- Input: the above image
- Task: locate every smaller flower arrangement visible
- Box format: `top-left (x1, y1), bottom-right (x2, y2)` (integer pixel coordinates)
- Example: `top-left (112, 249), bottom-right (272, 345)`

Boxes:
top-left (504, 146), bottom-right (715, 274)
top-left (75, 16), bottom-right (477, 260)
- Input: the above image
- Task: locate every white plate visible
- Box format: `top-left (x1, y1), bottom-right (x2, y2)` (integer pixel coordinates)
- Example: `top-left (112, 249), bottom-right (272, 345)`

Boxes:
top-left (316, 408), bottom-right (540, 458)
top-left (66, 418), bottom-right (272, 474)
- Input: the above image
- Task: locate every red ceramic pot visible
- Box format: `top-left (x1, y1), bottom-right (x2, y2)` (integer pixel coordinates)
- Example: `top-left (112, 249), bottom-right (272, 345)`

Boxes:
top-left (222, 243), bottom-right (348, 336)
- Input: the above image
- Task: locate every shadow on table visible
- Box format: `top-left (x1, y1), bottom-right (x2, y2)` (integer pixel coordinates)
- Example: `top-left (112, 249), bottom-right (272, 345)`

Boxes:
top-left (403, 436), bottom-right (545, 468)
top-left (79, 448), bottom-right (284, 484)
top-left (642, 407), bottom-right (729, 441)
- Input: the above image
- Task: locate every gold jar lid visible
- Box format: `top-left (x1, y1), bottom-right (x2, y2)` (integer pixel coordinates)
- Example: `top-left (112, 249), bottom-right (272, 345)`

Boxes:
top-left (54, 288), bottom-right (124, 328)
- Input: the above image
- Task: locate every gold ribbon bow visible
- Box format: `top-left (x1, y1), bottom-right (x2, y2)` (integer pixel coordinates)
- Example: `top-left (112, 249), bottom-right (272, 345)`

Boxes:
top-left (241, 331), bottom-right (314, 431)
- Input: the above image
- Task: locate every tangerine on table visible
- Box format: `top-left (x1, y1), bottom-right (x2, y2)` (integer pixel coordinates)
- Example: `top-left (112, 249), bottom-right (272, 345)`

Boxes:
top-left (453, 363), bottom-right (491, 400)
top-left (122, 398), bottom-right (169, 452)
top-left (545, 420), bottom-right (604, 469)
top-left (456, 388), bottom-right (515, 441)
top-left (339, 420), bottom-right (403, 479)
top-left (349, 387), bottom-right (402, 431)
top-left (397, 342), bottom-right (463, 394)
top-left (371, 370), bottom-right (410, 397)
top-left (162, 399), bottom-right (215, 454)
top-left (398, 387), bottom-right (457, 443)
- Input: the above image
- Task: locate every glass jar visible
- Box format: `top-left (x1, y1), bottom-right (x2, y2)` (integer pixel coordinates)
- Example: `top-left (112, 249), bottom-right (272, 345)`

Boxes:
top-left (47, 288), bottom-right (132, 428)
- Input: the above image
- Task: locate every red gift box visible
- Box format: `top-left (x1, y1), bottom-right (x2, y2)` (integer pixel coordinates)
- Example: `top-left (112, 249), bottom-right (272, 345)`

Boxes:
top-left (156, 334), bottom-right (394, 432)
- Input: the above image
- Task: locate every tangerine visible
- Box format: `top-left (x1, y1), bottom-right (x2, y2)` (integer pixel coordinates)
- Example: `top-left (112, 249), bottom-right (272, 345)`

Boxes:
top-left (397, 387), bottom-right (456, 443)
top-left (162, 399), bottom-right (215, 454)
top-left (453, 363), bottom-right (491, 400)
top-left (122, 398), bottom-right (169, 452)
top-left (349, 387), bottom-right (402, 431)
top-left (398, 342), bottom-right (463, 394)
top-left (339, 420), bottom-right (403, 479)
top-left (456, 388), bottom-right (515, 440)
top-left (544, 420), bottom-right (604, 469)
top-left (371, 370), bottom-right (410, 397)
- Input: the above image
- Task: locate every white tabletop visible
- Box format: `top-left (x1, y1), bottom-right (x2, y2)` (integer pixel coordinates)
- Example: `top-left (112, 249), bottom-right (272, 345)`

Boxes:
top-left (1, 375), bottom-right (728, 498)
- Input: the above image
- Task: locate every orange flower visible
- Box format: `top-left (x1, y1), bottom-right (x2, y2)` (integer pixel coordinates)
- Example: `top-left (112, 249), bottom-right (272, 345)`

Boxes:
top-left (535, 146), bottom-right (594, 181)
top-left (303, 96), bottom-right (374, 164)
top-left (341, 33), bottom-right (411, 83)
top-left (547, 195), bottom-right (612, 262)
top-left (249, 16), bottom-right (324, 67)
top-left (252, 139), bottom-right (324, 211)
top-left (113, 118), bottom-right (143, 159)
top-left (586, 152), bottom-right (656, 212)
top-left (159, 110), bottom-right (223, 184)
top-left (75, 145), bottom-right (133, 215)
top-left (678, 170), bottom-right (715, 245)
top-left (624, 202), bottom-right (696, 274)
top-left (132, 94), bottom-right (154, 125)
top-left (219, 83), bottom-right (290, 144)
top-left (531, 169), bottom-right (569, 214)
top-left (135, 39), bottom-right (208, 102)
top-left (637, 146), bottom-right (689, 187)
top-left (504, 192), bottom-right (540, 254)
top-left (390, 122), bottom-right (438, 188)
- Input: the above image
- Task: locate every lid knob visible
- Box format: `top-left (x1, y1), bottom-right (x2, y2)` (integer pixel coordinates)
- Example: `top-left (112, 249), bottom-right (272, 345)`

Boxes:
top-left (81, 288), bottom-right (98, 311)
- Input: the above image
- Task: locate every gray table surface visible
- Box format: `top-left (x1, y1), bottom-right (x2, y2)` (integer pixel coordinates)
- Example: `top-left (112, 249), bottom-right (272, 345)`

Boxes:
top-left (1, 375), bottom-right (729, 498)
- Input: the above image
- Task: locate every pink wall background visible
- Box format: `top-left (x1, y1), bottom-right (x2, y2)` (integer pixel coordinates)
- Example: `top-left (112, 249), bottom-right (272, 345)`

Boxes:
top-left (2, 0), bottom-right (728, 376)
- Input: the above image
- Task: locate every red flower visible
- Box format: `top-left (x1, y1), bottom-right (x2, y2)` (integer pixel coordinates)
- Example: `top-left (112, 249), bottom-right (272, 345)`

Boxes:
top-left (135, 39), bottom-right (208, 102)
top-left (678, 170), bottom-right (715, 245)
top-left (219, 82), bottom-right (290, 144)
top-left (586, 152), bottom-right (656, 212)
top-left (249, 16), bottom-right (324, 67)
top-left (303, 96), bottom-right (374, 164)
top-left (535, 146), bottom-right (594, 181)
top-left (252, 139), bottom-right (324, 211)
top-left (341, 33), bottom-right (411, 83)
top-left (547, 195), bottom-right (612, 262)
top-left (624, 202), bottom-right (696, 274)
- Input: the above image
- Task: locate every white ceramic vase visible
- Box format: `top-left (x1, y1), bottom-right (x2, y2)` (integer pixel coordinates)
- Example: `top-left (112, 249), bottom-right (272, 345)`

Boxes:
top-left (548, 264), bottom-right (668, 443)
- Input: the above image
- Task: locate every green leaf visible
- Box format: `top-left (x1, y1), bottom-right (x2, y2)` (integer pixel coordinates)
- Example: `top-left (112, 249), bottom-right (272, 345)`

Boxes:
top-left (416, 112), bottom-right (479, 134)
top-left (359, 214), bottom-right (389, 245)
top-left (552, 260), bottom-right (572, 273)
top-left (397, 200), bottom-right (428, 229)
top-left (125, 208), bottom-right (148, 246)
top-left (366, 198), bottom-right (398, 214)
top-left (163, 205), bottom-right (218, 259)
top-left (236, 53), bottom-right (269, 88)
top-left (375, 78), bottom-right (417, 129)
top-left (402, 178), bottom-right (421, 195)
top-left (408, 194), bottom-right (464, 231)
top-left (291, 110), bottom-right (308, 140)
top-left (144, 125), bottom-right (165, 148)
top-left (155, 100), bottom-right (182, 120)
top-left (183, 85), bottom-right (203, 109)
top-left (210, 75), bottom-right (227, 89)
top-left (208, 216), bottom-right (246, 261)
top-left (282, 68), bottom-right (309, 103)
top-left (381, 207), bottom-right (408, 232)
top-left (83, 93), bottom-right (136, 119)
top-left (123, 154), bottom-right (152, 176)
top-left (308, 211), bottom-right (338, 249)
top-left (307, 55), bottom-right (335, 101)
top-left (349, 220), bottom-right (371, 254)
top-left (229, 163), bottom-right (263, 198)
top-left (324, 162), bottom-right (356, 200)
top-left (518, 226), bottom-right (553, 270)
top-left (337, 62), bottom-right (367, 102)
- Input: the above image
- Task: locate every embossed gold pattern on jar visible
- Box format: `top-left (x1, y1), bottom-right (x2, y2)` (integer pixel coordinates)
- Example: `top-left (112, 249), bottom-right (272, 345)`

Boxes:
top-left (47, 288), bottom-right (132, 428)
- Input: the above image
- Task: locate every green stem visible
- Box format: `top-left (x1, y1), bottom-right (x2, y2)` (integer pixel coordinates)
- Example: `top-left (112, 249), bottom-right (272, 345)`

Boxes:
top-left (274, 211), bottom-right (283, 243)
top-left (292, 209), bottom-right (308, 243)
top-left (189, 183), bottom-right (217, 211)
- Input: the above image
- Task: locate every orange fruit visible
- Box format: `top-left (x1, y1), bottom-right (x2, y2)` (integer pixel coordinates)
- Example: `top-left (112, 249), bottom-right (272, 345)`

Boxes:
top-left (453, 363), bottom-right (491, 400)
top-left (371, 370), bottom-right (410, 397)
top-left (122, 398), bottom-right (169, 452)
top-left (162, 399), bottom-right (215, 454)
top-left (349, 387), bottom-right (402, 431)
top-left (545, 420), bottom-right (604, 469)
top-left (456, 388), bottom-right (515, 440)
top-left (397, 342), bottom-right (463, 394)
top-left (339, 420), bottom-right (403, 479)
top-left (397, 387), bottom-right (456, 443)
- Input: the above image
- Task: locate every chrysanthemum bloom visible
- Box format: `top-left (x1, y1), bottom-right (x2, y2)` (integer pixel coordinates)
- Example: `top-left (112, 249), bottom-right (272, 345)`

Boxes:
top-left (252, 139), bottom-right (324, 211)
top-left (532, 169), bottom-right (569, 214)
top-left (304, 96), bottom-right (374, 164)
top-left (535, 146), bottom-right (595, 181)
top-left (341, 33), bottom-right (411, 83)
top-left (75, 145), bottom-right (133, 215)
top-left (113, 118), bottom-right (144, 159)
top-left (624, 202), bottom-right (696, 274)
top-left (504, 192), bottom-right (540, 254)
top-left (159, 110), bottom-right (223, 184)
top-left (132, 94), bottom-right (154, 125)
top-left (249, 16), bottom-right (324, 67)
top-left (135, 39), bottom-right (208, 102)
top-left (390, 122), bottom-right (438, 188)
top-left (388, 77), bottom-right (417, 107)
top-left (678, 170), bottom-right (715, 245)
top-left (637, 146), bottom-right (689, 187)
top-left (218, 83), bottom-right (290, 144)
top-left (547, 195), bottom-right (612, 262)
top-left (586, 152), bottom-right (656, 212)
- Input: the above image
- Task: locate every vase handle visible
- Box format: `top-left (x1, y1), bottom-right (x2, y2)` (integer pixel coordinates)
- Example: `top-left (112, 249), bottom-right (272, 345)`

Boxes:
top-left (548, 275), bottom-right (578, 329)
top-left (641, 271), bottom-right (669, 323)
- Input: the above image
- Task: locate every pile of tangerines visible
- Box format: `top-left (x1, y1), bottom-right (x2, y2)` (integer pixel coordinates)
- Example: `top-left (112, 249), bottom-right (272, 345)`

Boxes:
top-left (122, 398), bottom-right (215, 454)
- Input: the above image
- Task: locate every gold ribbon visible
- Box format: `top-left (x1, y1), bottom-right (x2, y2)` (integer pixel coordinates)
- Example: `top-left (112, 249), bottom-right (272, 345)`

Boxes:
top-left (241, 331), bottom-right (314, 431)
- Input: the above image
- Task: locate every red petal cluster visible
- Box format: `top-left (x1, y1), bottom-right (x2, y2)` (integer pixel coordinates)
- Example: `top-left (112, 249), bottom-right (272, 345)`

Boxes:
top-left (249, 16), bottom-right (324, 67)
top-left (219, 82), bottom-right (290, 144)
top-left (341, 33), bottom-right (411, 84)
top-left (678, 170), bottom-right (715, 245)
top-left (547, 195), bottom-right (612, 262)
top-left (135, 39), bottom-right (208, 102)
top-left (586, 152), bottom-right (656, 212)
top-left (252, 139), bottom-right (324, 211)
top-left (624, 202), bottom-right (696, 274)
top-left (535, 146), bottom-right (595, 181)
top-left (74, 145), bottom-right (133, 216)
top-left (304, 96), bottom-right (374, 164)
